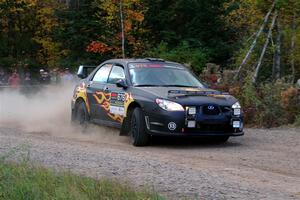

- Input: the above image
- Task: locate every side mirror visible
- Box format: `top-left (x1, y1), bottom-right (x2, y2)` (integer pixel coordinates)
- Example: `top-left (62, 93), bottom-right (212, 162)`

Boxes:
top-left (116, 79), bottom-right (128, 88)
top-left (77, 65), bottom-right (87, 79)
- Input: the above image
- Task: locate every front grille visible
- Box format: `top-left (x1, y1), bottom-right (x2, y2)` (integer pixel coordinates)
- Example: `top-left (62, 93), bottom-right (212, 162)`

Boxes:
top-left (202, 105), bottom-right (220, 115)
top-left (186, 123), bottom-right (233, 134)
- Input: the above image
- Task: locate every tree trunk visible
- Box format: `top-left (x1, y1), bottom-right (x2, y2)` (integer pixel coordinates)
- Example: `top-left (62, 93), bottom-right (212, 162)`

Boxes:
top-left (291, 12), bottom-right (296, 83)
top-left (119, 0), bottom-right (125, 58)
top-left (235, 1), bottom-right (276, 80)
top-left (253, 11), bottom-right (278, 84)
top-left (273, 18), bottom-right (281, 80)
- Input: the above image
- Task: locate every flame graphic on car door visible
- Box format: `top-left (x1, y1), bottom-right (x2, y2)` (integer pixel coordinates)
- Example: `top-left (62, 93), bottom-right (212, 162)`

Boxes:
top-left (93, 91), bottom-right (134, 123)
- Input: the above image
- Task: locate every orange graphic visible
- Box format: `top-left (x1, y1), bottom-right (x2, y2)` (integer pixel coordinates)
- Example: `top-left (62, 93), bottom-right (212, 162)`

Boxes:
top-left (75, 82), bottom-right (91, 113)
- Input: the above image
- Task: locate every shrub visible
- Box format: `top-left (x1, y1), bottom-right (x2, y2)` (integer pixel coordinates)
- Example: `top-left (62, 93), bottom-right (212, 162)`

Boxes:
top-left (258, 83), bottom-right (286, 127)
top-left (240, 77), bottom-right (264, 126)
top-left (294, 114), bottom-right (300, 127)
top-left (227, 78), bottom-right (299, 127)
top-left (281, 87), bottom-right (300, 124)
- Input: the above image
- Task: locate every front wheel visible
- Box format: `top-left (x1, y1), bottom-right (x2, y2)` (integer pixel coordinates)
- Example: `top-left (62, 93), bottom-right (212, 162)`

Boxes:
top-left (130, 107), bottom-right (150, 146)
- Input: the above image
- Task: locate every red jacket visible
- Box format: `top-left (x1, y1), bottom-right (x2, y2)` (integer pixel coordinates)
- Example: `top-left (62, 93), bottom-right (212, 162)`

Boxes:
top-left (8, 74), bottom-right (20, 88)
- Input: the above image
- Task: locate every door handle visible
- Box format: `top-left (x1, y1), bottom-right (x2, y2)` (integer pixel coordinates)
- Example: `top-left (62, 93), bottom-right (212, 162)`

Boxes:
top-left (87, 81), bottom-right (92, 88)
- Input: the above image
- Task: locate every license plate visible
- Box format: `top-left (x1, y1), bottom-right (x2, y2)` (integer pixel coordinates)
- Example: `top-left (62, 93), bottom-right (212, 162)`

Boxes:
top-left (233, 121), bottom-right (240, 128)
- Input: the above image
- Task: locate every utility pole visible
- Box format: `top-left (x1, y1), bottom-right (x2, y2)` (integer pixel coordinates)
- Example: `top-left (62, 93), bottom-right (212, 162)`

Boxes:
top-left (120, 0), bottom-right (125, 58)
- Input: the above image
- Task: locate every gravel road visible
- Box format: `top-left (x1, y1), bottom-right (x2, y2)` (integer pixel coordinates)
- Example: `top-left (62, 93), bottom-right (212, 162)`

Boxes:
top-left (0, 126), bottom-right (299, 200)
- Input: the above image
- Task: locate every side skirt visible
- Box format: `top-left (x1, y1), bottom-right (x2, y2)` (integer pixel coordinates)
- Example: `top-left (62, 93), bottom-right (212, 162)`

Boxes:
top-left (91, 119), bottom-right (122, 129)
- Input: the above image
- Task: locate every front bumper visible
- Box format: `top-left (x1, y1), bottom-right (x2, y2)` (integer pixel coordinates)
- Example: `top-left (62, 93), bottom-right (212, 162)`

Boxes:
top-left (144, 107), bottom-right (244, 137)
top-left (148, 129), bottom-right (244, 137)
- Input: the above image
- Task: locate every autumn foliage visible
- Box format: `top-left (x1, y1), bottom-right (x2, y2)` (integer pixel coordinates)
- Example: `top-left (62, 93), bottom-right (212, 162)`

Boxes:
top-left (86, 41), bottom-right (112, 54)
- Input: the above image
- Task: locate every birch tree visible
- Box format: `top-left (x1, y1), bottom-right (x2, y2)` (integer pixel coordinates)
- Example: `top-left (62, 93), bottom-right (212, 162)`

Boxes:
top-left (235, 1), bottom-right (276, 80)
top-left (253, 11), bottom-right (278, 83)
top-left (273, 18), bottom-right (281, 80)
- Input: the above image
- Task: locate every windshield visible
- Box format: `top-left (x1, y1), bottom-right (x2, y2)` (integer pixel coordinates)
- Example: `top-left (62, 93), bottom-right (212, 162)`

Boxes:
top-left (129, 63), bottom-right (204, 88)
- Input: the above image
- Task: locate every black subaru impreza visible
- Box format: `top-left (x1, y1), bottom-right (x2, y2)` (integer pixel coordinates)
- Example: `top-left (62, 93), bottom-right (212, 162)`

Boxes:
top-left (71, 58), bottom-right (244, 146)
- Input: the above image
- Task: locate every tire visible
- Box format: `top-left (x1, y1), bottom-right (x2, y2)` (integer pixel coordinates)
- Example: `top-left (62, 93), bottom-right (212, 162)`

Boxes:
top-left (130, 107), bottom-right (150, 146)
top-left (74, 101), bottom-right (89, 129)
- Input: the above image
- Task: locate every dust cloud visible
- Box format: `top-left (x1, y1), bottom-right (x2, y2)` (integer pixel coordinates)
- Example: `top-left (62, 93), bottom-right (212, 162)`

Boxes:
top-left (0, 84), bottom-right (124, 144)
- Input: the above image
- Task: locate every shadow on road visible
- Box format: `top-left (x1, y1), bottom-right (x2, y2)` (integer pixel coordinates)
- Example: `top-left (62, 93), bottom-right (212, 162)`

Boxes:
top-left (149, 136), bottom-right (243, 149)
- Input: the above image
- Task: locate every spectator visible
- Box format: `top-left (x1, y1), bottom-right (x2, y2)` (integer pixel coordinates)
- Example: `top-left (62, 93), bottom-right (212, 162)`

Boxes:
top-left (24, 72), bottom-right (32, 85)
top-left (0, 69), bottom-right (8, 86)
top-left (8, 71), bottom-right (20, 88)
top-left (39, 69), bottom-right (51, 84)
top-left (62, 68), bottom-right (74, 83)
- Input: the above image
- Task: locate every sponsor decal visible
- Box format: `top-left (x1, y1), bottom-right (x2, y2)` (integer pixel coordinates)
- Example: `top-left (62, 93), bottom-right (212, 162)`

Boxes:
top-left (168, 122), bottom-right (177, 131)
top-left (130, 63), bottom-right (163, 68)
top-left (110, 92), bottom-right (126, 116)
top-left (93, 91), bottom-right (134, 123)
top-left (184, 88), bottom-right (202, 92)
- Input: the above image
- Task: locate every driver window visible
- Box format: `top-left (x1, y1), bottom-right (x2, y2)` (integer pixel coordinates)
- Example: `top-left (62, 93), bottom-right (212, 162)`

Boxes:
top-left (92, 64), bottom-right (112, 83)
top-left (108, 65), bottom-right (125, 84)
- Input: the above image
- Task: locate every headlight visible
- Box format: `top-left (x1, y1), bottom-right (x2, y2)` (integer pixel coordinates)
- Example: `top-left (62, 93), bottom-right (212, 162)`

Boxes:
top-left (232, 102), bottom-right (241, 115)
top-left (156, 99), bottom-right (184, 111)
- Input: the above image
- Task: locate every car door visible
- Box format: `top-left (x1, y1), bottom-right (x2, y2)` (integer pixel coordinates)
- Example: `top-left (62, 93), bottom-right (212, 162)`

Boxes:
top-left (86, 63), bottom-right (112, 120)
top-left (104, 64), bottom-right (127, 124)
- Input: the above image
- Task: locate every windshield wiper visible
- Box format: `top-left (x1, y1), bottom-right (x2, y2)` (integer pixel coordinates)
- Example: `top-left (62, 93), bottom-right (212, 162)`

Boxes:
top-left (134, 84), bottom-right (200, 88)
top-left (134, 84), bottom-right (159, 87)
top-left (162, 85), bottom-right (199, 88)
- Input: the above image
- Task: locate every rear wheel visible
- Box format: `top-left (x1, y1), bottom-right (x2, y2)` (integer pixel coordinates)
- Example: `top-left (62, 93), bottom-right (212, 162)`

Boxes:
top-left (130, 107), bottom-right (150, 146)
top-left (74, 101), bottom-right (89, 129)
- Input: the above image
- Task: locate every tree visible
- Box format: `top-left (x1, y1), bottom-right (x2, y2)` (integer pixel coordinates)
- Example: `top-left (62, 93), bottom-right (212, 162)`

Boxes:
top-left (140, 0), bottom-right (235, 73)
top-left (54, 0), bottom-right (105, 67)
top-left (87, 0), bottom-right (147, 58)
top-left (0, 0), bottom-right (63, 68)
top-left (226, 0), bottom-right (300, 83)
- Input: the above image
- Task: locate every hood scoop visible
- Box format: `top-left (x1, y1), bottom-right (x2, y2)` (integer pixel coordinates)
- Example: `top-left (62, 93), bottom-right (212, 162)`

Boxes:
top-left (168, 90), bottom-right (230, 99)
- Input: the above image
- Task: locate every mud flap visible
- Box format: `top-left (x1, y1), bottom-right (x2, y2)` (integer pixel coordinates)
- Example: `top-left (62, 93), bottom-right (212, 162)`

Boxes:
top-left (119, 117), bottom-right (130, 136)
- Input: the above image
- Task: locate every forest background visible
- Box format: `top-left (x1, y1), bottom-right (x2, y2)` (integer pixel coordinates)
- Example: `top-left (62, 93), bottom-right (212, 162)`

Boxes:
top-left (0, 0), bottom-right (299, 127)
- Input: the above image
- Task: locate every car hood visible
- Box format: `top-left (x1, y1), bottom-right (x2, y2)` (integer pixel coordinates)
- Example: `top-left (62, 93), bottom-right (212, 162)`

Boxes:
top-left (135, 87), bottom-right (237, 106)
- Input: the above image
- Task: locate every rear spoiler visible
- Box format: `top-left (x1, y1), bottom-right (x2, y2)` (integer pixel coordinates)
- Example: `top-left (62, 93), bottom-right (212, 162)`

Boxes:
top-left (77, 65), bottom-right (97, 79)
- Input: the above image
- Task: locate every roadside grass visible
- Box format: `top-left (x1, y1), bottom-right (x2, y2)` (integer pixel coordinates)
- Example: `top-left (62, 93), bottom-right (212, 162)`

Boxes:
top-left (0, 159), bottom-right (163, 200)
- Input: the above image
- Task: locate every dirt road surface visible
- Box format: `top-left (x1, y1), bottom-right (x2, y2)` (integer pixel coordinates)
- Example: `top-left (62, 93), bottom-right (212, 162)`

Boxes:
top-left (0, 86), bottom-right (299, 199)
top-left (0, 127), bottom-right (299, 200)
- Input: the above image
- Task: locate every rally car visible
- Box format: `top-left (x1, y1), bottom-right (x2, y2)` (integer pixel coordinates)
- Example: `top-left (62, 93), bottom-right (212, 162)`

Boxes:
top-left (71, 58), bottom-right (244, 146)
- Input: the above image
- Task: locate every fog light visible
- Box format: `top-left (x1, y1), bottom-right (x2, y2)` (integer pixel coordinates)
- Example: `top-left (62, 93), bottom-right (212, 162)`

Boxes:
top-left (187, 120), bottom-right (196, 128)
top-left (234, 108), bottom-right (241, 115)
top-left (232, 121), bottom-right (240, 128)
top-left (188, 107), bottom-right (196, 115)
